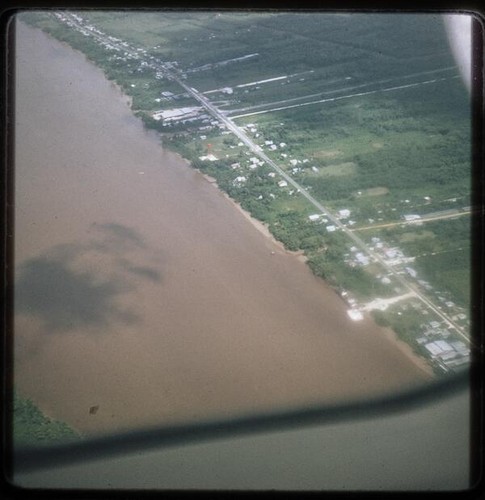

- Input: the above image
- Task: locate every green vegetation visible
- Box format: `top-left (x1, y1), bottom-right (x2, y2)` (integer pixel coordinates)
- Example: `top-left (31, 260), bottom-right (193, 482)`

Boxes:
top-left (13, 392), bottom-right (80, 446)
top-left (20, 10), bottom-right (473, 372)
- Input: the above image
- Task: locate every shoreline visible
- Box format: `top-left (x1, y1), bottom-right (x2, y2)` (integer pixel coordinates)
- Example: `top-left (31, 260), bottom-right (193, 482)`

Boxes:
top-left (19, 22), bottom-right (438, 430)
top-left (197, 172), bottom-right (434, 380)
top-left (62, 33), bottom-right (436, 383)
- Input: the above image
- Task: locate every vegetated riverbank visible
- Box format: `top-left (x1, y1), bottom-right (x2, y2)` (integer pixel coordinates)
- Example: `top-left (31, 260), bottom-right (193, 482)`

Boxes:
top-left (14, 21), bottom-right (435, 437)
top-left (202, 171), bottom-right (434, 379)
top-left (20, 13), bottom-right (471, 372)
top-left (13, 392), bottom-right (81, 446)
top-left (200, 170), bottom-right (308, 261)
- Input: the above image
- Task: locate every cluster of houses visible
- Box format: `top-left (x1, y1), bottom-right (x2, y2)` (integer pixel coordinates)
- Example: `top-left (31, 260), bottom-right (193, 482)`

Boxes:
top-left (55, 12), bottom-right (145, 63)
top-left (340, 283), bottom-right (470, 373)
top-left (416, 321), bottom-right (470, 372)
top-left (56, 13), bottom-right (471, 377)
top-left (307, 208), bottom-right (356, 233)
top-left (242, 124), bottom-right (288, 152)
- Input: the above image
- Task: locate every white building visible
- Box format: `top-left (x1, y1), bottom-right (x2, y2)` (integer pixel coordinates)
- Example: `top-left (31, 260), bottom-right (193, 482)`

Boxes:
top-left (405, 267), bottom-right (418, 278)
top-left (198, 154), bottom-right (218, 161)
top-left (403, 214), bottom-right (421, 222)
top-left (355, 252), bottom-right (370, 266)
top-left (233, 176), bottom-right (247, 185)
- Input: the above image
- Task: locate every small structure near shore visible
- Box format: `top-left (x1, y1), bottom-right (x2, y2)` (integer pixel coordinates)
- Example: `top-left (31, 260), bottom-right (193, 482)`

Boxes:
top-left (347, 309), bottom-right (364, 321)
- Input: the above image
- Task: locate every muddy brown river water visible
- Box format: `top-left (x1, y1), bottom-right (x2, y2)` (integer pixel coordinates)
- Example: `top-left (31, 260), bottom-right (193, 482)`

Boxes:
top-left (14, 22), bottom-right (432, 435)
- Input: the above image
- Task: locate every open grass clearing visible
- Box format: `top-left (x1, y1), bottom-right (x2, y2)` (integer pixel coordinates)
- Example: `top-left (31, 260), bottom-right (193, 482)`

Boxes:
top-left (356, 186), bottom-right (389, 197)
top-left (398, 230), bottom-right (436, 243)
top-left (316, 161), bottom-right (357, 177)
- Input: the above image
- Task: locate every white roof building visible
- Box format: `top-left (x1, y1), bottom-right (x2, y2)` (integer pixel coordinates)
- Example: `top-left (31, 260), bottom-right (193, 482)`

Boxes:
top-left (355, 252), bottom-right (370, 266)
top-left (405, 267), bottom-right (418, 278)
top-left (424, 342), bottom-right (444, 357)
top-left (404, 214), bottom-right (421, 222)
top-left (198, 154), bottom-right (218, 161)
top-left (233, 176), bottom-right (247, 185)
top-left (424, 340), bottom-right (455, 358)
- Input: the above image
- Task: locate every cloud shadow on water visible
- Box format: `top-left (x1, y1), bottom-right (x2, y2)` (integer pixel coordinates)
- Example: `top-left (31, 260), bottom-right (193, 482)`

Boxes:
top-left (15, 223), bottom-right (163, 333)
top-left (126, 265), bottom-right (162, 283)
top-left (93, 223), bottom-right (147, 251)
top-left (15, 257), bottom-right (138, 332)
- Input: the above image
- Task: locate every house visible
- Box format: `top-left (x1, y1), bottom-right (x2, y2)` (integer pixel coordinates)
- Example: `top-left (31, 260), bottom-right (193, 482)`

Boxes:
top-left (198, 154), bottom-right (218, 161)
top-left (405, 267), bottom-right (417, 278)
top-left (326, 225), bottom-right (336, 232)
top-left (338, 209), bottom-right (351, 219)
top-left (233, 176), bottom-right (247, 185)
top-left (278, 180), bottom-right (288, 188)
top-left (403, 214), bottom-right (421, 222)
top-left (385, 248), bottom-right (398, 259)
top-left (355, 252), bottom-right (370, 266)
top-left (308, 214), bottom-right (321, 222)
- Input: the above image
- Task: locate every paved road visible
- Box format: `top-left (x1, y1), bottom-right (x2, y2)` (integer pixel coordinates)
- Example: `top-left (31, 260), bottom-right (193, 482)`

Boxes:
top-left (60, 12), bottom-right (470, 344)
top-left (354, 210), bottom-right (471, 231)
top-left (178, 86), bottom-right (469, 343)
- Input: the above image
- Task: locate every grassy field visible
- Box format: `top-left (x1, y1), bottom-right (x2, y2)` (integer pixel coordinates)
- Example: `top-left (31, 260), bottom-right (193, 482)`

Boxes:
top-left (20, 10), bottom-right (473, 370)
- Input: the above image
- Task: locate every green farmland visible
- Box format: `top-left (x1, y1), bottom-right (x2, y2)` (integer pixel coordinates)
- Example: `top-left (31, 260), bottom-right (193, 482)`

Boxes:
top-left (21, 10), bottom-right (474, 375)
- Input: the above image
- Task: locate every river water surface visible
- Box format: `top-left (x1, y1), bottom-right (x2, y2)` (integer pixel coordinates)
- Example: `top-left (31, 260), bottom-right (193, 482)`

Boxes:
top-left (14, 22), bottom-right (432, 435)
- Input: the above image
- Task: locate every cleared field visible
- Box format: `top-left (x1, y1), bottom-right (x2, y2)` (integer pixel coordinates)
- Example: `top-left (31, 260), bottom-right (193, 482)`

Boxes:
top-left (22, 10), bottom-right (472, 365)
top-left (357, 187), bottom-right (390, 197)
top-left (316, 162), bottom-right (357, 178)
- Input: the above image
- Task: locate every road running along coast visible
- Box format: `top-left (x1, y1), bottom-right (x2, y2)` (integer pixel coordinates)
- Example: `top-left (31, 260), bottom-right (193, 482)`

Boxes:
top-left (58, 12), bottom-right (470, 345)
